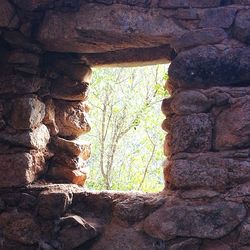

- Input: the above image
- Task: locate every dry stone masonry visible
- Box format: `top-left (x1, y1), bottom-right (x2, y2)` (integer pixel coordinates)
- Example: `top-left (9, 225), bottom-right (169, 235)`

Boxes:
top-left (0, 0), bottom-right (249, 249)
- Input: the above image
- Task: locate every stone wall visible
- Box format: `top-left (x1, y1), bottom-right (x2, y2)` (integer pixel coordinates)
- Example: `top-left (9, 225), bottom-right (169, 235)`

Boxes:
top-left (0, 0), bottom-right (250, 249)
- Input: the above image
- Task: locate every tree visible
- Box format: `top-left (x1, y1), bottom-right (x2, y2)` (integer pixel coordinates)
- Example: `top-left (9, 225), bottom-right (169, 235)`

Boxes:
top-left (83, 65), bottom-right (169, 192)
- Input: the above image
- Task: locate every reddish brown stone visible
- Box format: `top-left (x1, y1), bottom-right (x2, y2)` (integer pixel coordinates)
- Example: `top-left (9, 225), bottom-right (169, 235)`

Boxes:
top-left (37, 190), bottom-right (72, 219)
top-left (0, 150), bottom-right (46, 187)
top-left (51, 77), bottom-right (89, 101)
top-left (164, 113), bottom-right (212, 155)
top-left (48, 166), bottom-right (88, 185)
top-left (54, 100), bottom-right (91, 139)
top-left (58, 215), bottom-right (99, 250)
top-left (0, 212), bottom-right (41, 245)
top-left (0, 124), bottom-right (50, 149)
top-left (214, 97), bottom-right (250, 150)
top-left (52, 137), bottom-right (91, 159)
top-left (10, 96), bottom-right (45, 130)
top-left (0, 75), bottom-right (45, 95)
top-left (170, 90), bottom-right (212, 115)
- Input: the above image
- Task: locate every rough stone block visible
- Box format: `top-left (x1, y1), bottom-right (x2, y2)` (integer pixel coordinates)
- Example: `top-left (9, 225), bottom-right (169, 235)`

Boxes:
top-left (37, 4), bottom-right (185, 53)
top-left (165, 152), bottom-right (250, 191)
top-left (168, 46), bottom-right (250, 89)
top-left (0, 150), bottom-right (46, 187)
top-left (54, 100), bottom-right (91, 139)
top-left (12, 0), bottom-right (54, 11)
top-left (52, 136), bottom-right (91, 159)
top-left (199, 7), bottom-right (237, 28)
top-left (58, 215), bottom-right (99, 250)
top-left (50, 153), bottom-right (87, 170)
top-left (0, 211), bottom-right (41, 245)
top-left (8, 51), bottom-right (40, 66)
top-left (48, 166), bottom-right (87, 185)
top-left (10, 96), bottom-right (45, 130)
top-left (0, 124), bottom-right (50, 149)
top-left (0, 75), bottom-right (45, 94)
top-left (159, 0), bottom-right (221, 9)
top-left (0, 0), bottom-right (16, 28)
top-left (233, 9), bottom-right (250, 45)
top-left (143, 201), bottom-right (246, 240)
top-left (51, 77), bottom-right (89, 101)
top-left (170, 90), bottom-right (212, 115)
top-left (37, 190), bottom-right (72, 219)
top-left (164, 113), bottom-right (212, 155)
top-left (215, 97), bottom-right (250, 150)
top-left (171, 28), bottom-right (227, 51)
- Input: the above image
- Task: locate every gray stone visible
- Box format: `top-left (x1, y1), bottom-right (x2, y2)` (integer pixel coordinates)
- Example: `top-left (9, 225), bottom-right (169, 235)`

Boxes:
top-left (239, 221), bottom-right (250, 245)
top-left (233, 9), bottom-right (250, 44)
top-left (159, 0), bottom-right (221, 8)
top-left (171, 28), bottom-right (227, 51)
top-left (143, 201), bottom-right (246, 240)
top-left (168, 46), bottom-right (250, 89)
top-left (199, 7), bottom-right (237, 28)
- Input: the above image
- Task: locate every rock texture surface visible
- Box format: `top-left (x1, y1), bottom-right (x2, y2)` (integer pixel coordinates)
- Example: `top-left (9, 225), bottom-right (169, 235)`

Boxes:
top-left (0, 0), bottom-right (249, 249)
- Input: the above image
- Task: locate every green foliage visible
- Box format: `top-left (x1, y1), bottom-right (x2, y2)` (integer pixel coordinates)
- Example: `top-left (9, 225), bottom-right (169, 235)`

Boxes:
top-left (83, 64), bottom-right (169, 192)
